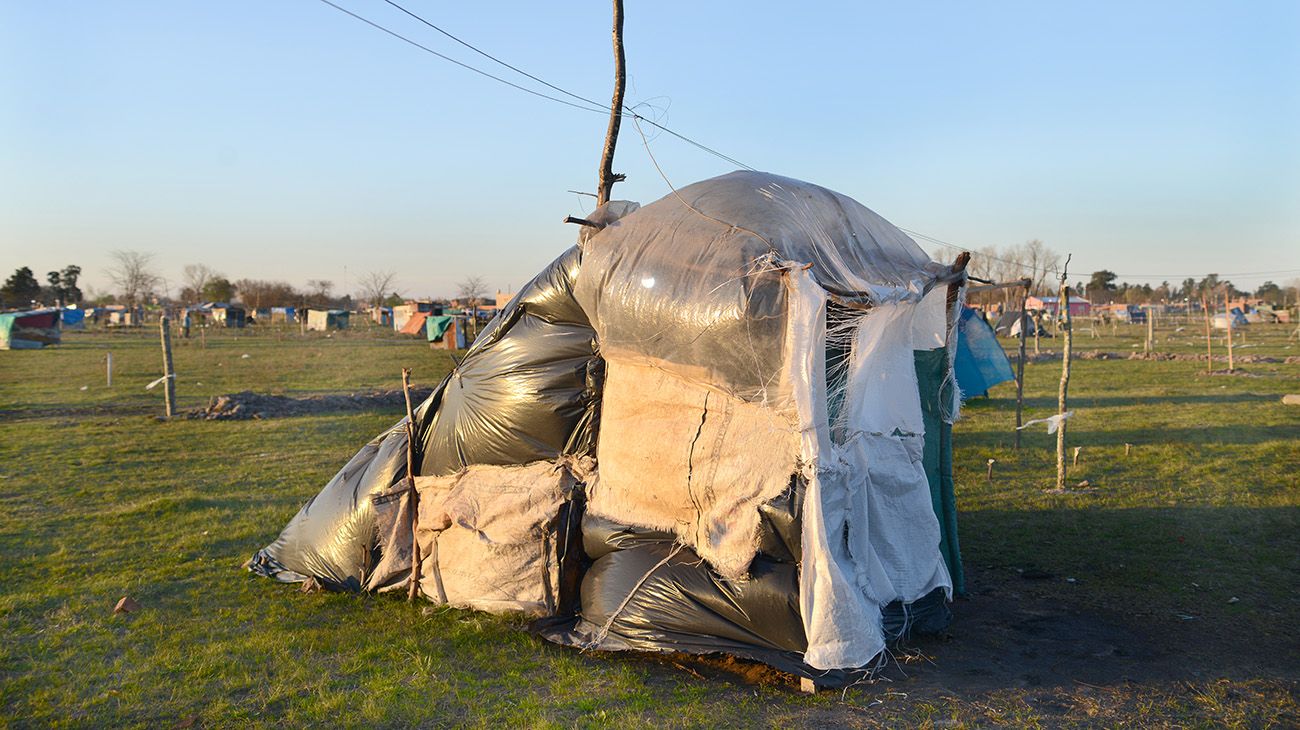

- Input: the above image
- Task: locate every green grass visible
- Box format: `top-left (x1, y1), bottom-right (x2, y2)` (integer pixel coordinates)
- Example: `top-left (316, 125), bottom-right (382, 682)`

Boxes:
top-left (1, 322), bottom-right (1296, 727)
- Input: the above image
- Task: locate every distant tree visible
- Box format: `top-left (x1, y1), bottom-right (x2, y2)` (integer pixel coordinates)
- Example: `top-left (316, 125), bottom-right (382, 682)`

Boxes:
top-left (1018, 239), bottom-right (1060, 296)
top-left (457, 275), bottom-right (487, 308)
top-left (1087, 271), bottom-right (1118, 301)
top-left (202, 277), bottom-right (236, 303)
top-left (305, 279), bottom-right (333, 308)
top-left (357, 271), bottom-right (397, 311)
top-left (43, 265), bottom-right (83, 306)
top-left (1255, 281), bottom-right (1282, 303)
top-left (182, 264), bottom-right (219, 304)
top-left (1179, 278), bottom-right (1197, 300)
top-left (234, 279), bottom-right (299, 309)
top-left (107, 250), bottom-right (161, 306)
top-left (1, 267), bottom-right (42, 306)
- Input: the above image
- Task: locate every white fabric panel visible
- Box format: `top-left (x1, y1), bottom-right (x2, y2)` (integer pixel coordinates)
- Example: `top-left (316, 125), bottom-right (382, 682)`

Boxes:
top-left (786, 269), bottom-right (885, 671)
top-left (842, 302), bottom-right (952, 605)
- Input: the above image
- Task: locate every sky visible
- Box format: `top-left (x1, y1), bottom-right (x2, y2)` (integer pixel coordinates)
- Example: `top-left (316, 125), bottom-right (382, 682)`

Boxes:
top-left (2, 0), bottom-right (1297, 300)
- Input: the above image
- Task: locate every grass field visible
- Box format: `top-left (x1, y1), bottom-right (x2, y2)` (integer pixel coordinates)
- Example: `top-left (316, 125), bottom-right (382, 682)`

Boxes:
top-left (1, 320), bottom-right (1297, 727)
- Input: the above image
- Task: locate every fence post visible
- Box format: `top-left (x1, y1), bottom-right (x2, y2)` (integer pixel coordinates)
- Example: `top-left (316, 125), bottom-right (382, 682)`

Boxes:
top-left (1056, 256), bottom-right (1073, 491)
top-left (1014, 279), bottom-right (1029, 450)
top-left (159, 315), bottom-right (176, 418)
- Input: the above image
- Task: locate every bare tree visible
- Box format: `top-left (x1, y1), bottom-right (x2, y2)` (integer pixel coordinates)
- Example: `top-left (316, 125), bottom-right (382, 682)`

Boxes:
top-left (181, 264), bottom-right (218, 304)
top-left (456, 275), bottom-right (487, 308)
top-left (305, 279), bottom-right (333, 308)
top-left (357, 271), bottom-right (397, 310)
top-left (107, 250), bottom-right (161, 306)
top-left (1018, 239), bottom-right (1060, 296)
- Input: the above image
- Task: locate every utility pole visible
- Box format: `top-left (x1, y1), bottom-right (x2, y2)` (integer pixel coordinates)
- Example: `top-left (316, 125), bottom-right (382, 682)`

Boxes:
top-left (596, 0), bottom-right (627, 206)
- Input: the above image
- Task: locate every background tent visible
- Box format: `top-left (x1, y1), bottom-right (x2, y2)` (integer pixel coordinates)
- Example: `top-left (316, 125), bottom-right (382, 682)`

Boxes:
top-left (0, 309), bottom-right (61, 350)
top-left (954, 307), bottom-right (1016, 398)
top-left (249, 171), bottom-right (968, 681)
top-left (307, 309), bottom-right (349, 331)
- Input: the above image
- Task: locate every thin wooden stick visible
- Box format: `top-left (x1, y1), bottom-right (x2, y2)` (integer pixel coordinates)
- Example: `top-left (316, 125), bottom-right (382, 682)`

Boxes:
top-left (596, 0), bottom-right (626, 206)
top-left (1225, 299), bottom-right (1235, 372)
top-left (1201, 294), bottom-right (1213, 374)
top-left (159, 315), bottom-right (176, 418)
top-left (1014, 279), bottom-right (1029, 450)
top-left (1056, 255), bottom-right (1073, 492)
top-left (401, 368), bottom-right (421, 601)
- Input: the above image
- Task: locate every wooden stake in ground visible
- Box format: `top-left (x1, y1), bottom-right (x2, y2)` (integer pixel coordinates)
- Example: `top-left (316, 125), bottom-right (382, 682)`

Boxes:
top-left (1145, 310), bottom-right (1154, 353)
top-left (595, 0), bottom-right (627, 206)
top-left (1055, 255), bottom-right (1073, 492)
top-left (1014, 279), bottom-right (1030, 450)
top-left (106, 351), bottom-right (113, 387)
top-left (1225, 302), bottom-right (1235, 372)
top-left (1201, 294), bottom-right (1213, 374)
top-left (159, 315), bottom-right (176, 418)
top-left (401, 368), bottom-right (422, 602)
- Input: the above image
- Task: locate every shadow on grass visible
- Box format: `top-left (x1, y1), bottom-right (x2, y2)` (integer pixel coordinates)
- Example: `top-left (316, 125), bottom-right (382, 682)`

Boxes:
top-left (926, 505), bottom-right (1300, 689)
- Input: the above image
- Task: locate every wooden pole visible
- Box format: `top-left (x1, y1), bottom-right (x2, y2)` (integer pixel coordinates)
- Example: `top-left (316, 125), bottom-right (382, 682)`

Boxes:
top-left (1145, 310), bottom-right (1154, 353)
top-left (595, 0), bottom-right (627, 206)
top-left (1201, 294), bottom-right (1213, 373)
top-left (1056, 256), bottom-right (1073, 491)
top-left (1014, 279), bottom-right (1029, 450)
top-left (1225, 300), bottom-right (1235, 372)
top-left (401, 368), bottom-right (422, 602)
top-left (106, 351), bottom-right (113, 387)
top-left (159, 315), bottom-right (176, 418)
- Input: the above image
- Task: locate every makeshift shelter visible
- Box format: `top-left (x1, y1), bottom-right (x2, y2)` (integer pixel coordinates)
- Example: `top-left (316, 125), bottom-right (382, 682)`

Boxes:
top-left (0, 309), bottom-right (61, 350)
top-left (954, 307), bottom-right (1015, 398)
top-left (60, 307), bottom-right (86, 330)
top-left (398, 311), bottom-right (429, 336)
top-left (1213, 308), bottom-right (1249, 329)
top-left (212, 304), bottom-right (246, 328)
top-left (249, 171), bottom-right (969, 681)
top-left (307, 309), bottom-right (350, 331)
top-left (394, 301), bottom-right (439, 332)
top-left (270, 306), bottom-right (298, 323)
top-left (426, 315), bottom-right (468, 349)
top-left (993, 310), bottom-right (1046, 338)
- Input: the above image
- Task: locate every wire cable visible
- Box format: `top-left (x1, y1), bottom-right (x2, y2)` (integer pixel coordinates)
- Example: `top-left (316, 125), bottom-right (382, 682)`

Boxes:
top-left (313, 0), bottom-right (608, 114)
top-left (314, 1), bottom-right (1296, 283)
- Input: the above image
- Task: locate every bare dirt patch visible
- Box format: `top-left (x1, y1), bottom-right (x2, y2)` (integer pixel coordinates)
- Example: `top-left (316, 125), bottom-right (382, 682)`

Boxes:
top-left (188, 388), bottom-right (434, 420)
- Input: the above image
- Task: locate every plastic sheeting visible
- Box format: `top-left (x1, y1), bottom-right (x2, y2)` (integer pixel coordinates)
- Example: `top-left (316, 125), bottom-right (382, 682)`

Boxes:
top-left (573, 170), bottom-right (950, 405)
top-left (954, 307), bottom-right (1015, 398)
top-left (250, 247), bottom-right (599, 589)
top-left (419, 246), bottom-right (602, 476)
top-left (250, 170), bottom-right (966, 678)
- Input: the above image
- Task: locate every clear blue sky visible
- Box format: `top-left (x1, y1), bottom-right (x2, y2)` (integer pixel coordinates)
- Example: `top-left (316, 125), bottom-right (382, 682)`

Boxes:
top-left (2, 1), bottom-right (1297, 299)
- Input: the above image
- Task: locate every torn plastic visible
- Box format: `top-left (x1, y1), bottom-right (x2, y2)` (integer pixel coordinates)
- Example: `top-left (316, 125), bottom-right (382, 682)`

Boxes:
top-left (1019, 410), bottom-right (1074, 434)
top-left (250, 170), bottom-right (967, 678)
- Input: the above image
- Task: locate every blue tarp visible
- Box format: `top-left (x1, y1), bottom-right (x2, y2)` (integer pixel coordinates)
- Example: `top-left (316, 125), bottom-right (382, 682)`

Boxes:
top-left (61, 308), bottom-right (85, 329)
top-left (954, 307), bottom-right (1016, 398)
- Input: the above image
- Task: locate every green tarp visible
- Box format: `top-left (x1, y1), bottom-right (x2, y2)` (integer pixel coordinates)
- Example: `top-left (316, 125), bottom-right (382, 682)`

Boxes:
top-left (915, 348), bottom-right (966, 596)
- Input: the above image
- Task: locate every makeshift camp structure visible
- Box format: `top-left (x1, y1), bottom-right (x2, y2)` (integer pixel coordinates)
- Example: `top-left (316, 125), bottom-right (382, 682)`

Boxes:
top-left (993, 310), bottom-right (1046, 338)
top-left (954, 307), bottom-right (1015, 398)
top-left (394, 301), bottom-right (439, 332)
top-left (426, 315), bottom-right (468, 349)
top-left (307, 309), bottom-right (350, 331)
top-left (60, 307), bottom-right (85, 330)
top-left (250, 171), bottom-right (969, 681)
top-left (0, 309), bottom-right (61, 350)
top-left (1213, 308), bottom-right (1250, 329)
top-left (270, 306), bottom-right (298, 324)
top-left (211, 304), bottom-right (246, 328)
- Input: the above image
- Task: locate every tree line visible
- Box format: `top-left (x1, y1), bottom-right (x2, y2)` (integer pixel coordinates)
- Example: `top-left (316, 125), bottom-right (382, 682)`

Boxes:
top-left (2, 250), bottom-right (491, 312)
